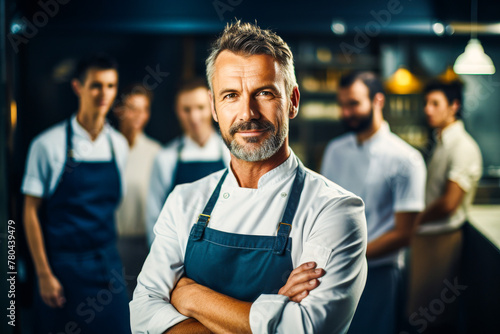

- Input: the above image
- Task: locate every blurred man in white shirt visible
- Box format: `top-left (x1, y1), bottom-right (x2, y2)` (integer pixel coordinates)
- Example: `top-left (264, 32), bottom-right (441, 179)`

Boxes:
top-left (321, 71), bottom-right (426, 334)
top-left (114, 84), bottom-right (161, 298)
top-left (408, 80), bottom-right (482, 334)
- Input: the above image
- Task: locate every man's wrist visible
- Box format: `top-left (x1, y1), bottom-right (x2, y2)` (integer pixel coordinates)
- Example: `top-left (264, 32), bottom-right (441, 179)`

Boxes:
top-left (179, 283), bottom-right (201, 318)
top-left (36, 268), bottom-right (53, 278)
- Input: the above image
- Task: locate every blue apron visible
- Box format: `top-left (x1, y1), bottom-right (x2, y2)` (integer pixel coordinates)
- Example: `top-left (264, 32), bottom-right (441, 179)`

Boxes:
top-left (347, 265), bottom-right (400, 334)
top-left (164, 138), bottom-right (225, 201)
top-left (34, 119), bottom-right (131, 334)
top-left (184, 159), bottom-right (306, 302)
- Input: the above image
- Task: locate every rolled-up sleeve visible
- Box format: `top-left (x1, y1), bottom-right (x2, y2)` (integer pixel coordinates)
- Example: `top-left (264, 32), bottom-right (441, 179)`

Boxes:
top-left (447, 140), bottom-right (482, 193)
top-left (392, 152), bottom-right (426, 213)
top-left (131, 190), bottom-right (188, 333)
top-left (21, 138), bottom-right (50, 198)
top-left (249, 195), bottom-right (368, 334)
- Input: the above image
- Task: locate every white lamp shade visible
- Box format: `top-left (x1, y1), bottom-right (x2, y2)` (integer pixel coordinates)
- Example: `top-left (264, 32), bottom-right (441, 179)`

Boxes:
top-left (454, 39), bottom-right (496, 75)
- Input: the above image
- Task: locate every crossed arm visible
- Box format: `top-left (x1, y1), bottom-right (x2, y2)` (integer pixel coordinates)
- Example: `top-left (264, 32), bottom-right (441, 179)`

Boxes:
top-left (131, 192), bottom-right (368, 334)
top-left (166, 262), bottom-right (325, 334)
top-left (366, 211), bottom-right (418, 259)
top-left (415, 180), bottom-right (465, 226)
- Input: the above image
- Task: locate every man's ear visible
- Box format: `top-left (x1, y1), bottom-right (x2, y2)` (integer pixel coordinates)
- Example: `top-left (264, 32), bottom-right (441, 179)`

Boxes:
top-left (113, 104), bottom-right (123, 118)
top-left (373, 92), bottom-right (385, 110)
top-left (209, 90), bottom-right (219, 122)
top-left (71, 79), bottom-right (81, 97)
top-left (451, 99), bottom-right (460, 117)
top-left (289, 86), bottom-right (300, 119)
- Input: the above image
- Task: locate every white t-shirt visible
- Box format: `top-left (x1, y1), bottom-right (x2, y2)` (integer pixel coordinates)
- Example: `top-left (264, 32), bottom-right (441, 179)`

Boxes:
top-left (22, 114), bottom-right (129, 198)
top-left (321, 122), bottom-right (426, 267)
top-left (116, 133), bottom-right (161, 237)
top-left (418, 120), bottom-right (483, 234)
top-left (131, 151), bottom-right (368, 334)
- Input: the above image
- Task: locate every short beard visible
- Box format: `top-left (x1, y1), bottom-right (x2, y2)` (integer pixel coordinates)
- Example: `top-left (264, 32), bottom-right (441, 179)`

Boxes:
top-left (222, 119), bottom-right (287, 162)
top-left (343, 107), bottom-right (374, 133)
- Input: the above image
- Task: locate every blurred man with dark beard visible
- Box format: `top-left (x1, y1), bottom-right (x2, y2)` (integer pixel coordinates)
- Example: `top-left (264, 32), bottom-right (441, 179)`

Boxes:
top-left (321, 71), bottom-right (426, 334)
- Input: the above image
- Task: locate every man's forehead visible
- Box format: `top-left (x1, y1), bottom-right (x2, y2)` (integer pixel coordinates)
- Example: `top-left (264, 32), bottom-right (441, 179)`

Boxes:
top-left (177, 88), bottom-right (210, 107)
top-left (426, 90), bottom-right (446, 99)
top-left (84, 68), bottom-right (118, 81)
top-left (215, 51), bottom-right (279, 75)
top-left (213, 51), bottom-right (283, 89)
top-left (339, 80), bottom-right (369, 99)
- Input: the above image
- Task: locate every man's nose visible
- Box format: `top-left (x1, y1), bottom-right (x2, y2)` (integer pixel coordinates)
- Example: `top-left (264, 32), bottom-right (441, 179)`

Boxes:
top-left (423, 105), bottom-right (431, 115)
top-left (341, 106), bottom-right (351, 119)
top-left (239, 96), bottom-right (260, 121)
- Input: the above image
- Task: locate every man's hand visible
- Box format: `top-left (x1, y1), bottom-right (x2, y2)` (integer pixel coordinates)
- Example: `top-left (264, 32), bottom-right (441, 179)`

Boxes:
top-left (38, 273), bottom-right (66, 308)
top-left (278, 262), bottom-right (325, 303)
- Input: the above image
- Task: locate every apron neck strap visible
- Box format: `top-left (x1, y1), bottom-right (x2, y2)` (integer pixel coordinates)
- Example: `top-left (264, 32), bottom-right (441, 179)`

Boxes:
top-left (273, 158), bottom-right (306, 254)
top-left (191, 169), bottom-right (229, 241)
top-left (66, 118), bottom-right (74, 160)
top-left (66, 117), bottom-right (116, 162)
top-left (176, 137), bottom-right (185, 160)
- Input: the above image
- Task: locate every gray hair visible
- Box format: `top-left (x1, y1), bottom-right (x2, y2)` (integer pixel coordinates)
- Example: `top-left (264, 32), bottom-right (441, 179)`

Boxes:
top-left (206, 20), bottom-right (297, 97)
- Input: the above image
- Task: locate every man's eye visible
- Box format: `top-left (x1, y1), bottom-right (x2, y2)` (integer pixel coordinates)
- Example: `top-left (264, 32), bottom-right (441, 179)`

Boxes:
top-left (223, 93), bottom-right (237, 100)
top-left (258, 91), bottom-right (272, 96)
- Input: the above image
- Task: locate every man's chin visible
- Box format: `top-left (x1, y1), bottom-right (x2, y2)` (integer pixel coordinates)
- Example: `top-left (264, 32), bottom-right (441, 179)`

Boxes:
top-left (94, 106), bottom-right (111, 116)
top-left (343, 122), bottom-right (360, 132)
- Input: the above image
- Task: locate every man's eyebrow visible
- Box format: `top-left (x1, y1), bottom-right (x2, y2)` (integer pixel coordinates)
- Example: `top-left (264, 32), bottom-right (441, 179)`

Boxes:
top-left (253, 84), bottom-right (280, 93)
top-left (216, 84), bottom-right (281, 97)
top-left (217, 88), bottom-right (238, 97)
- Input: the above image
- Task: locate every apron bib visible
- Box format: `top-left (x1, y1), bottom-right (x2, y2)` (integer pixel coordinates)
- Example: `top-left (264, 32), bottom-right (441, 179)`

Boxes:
top-left (164, 138), bottom-right (225, 201)
top-left (184, 159), bottom-right (306, 302)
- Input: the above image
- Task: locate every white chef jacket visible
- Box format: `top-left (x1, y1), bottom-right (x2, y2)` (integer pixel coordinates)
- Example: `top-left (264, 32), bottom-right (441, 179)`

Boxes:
top-left (321, 122), bottom-right (426, 267)
top-left (418, 120), bottom-right (482, 234)
top-left (116, 133), bottom-right (161, 237)
top-left (146, 133), bottom-right (230, 245)
top-left (131, 151), bottom-right (368, 334)
top-left (22, 114), bottom-right (129, 198)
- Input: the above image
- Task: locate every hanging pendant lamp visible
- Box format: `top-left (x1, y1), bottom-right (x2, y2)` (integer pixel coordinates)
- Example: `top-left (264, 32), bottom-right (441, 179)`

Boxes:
top-left (453, 0), bottom-right (495, 75)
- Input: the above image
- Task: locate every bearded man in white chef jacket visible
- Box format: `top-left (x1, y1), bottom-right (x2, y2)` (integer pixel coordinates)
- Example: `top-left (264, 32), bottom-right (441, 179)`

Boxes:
top-left (130, 21), bottom-right (368, 334)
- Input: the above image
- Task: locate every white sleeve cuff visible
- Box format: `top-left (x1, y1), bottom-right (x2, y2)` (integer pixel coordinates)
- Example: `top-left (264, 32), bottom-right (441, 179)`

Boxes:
top-left (394, 199), bottom-right (425, 213)
top-left (146, 304), bottom-right (189, 334)
top-left (448, 171), bottom-right (473, 193)
top-left (250, 294), bottom-right (289, 333)
top-left (21, 175), bottom-right (45, 198)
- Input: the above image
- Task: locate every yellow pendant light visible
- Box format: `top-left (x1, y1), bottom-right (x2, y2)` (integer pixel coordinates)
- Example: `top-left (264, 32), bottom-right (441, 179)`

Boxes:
top-left (385, 67), bottom-right (423, 95)
top-left (438, 66), bottom-right (461, 83)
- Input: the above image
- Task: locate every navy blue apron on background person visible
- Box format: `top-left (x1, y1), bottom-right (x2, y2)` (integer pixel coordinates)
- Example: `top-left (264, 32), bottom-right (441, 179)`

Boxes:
top-left (34, 118), bottom-right (131, 334)
top-left (164, 138), bottom-right (225, 202)
top-left (184, 158), bottom-right (306, 302)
